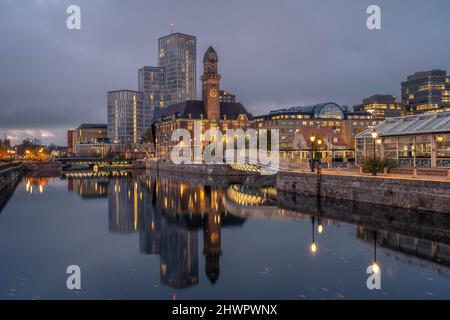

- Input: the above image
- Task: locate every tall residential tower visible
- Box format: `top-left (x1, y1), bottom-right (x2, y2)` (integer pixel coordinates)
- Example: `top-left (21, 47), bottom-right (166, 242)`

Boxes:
top-left (158, 33), bottom-right (197, 106)
top-left (138, 66), bottom-right (167, 130)
top-left (107, 90), bottom-right (144, 144)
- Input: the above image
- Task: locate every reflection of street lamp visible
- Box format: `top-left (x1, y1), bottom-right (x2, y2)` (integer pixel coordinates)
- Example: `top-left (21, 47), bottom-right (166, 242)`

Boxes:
top-left (310, 216), bottom-right (317, 255)
top-left (318, 223), bottom-right (323, 234)
top-left (372, 231), bottom-right (380, 273)
top-left (310, 135), bottom-right (316, 172)
top-left (371, 128), bottom-right (378, 176)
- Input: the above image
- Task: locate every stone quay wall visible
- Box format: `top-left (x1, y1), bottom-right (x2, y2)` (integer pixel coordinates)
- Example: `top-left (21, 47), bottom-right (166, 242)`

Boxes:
top-left (23, 161), bottom-right (62, 176)
top-left (0, 164), bottom-right (23, 209)
top-left (0, 164), bottom-right (23, 193)
top-left (145, 160), bottom-right (257, 176)
top-left (276, 171), bottom-right (450, 214)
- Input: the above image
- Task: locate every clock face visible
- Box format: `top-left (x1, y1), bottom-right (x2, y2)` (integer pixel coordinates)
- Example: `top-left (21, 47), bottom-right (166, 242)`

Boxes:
top-left (209, 88), bottom-right (218, 98)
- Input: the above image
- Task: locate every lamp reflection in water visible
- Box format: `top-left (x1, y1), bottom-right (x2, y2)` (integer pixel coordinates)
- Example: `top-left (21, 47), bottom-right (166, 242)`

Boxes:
top-left (310, 216), bottom-right (318, 255)
top-left (371, 230), bottom-right (380, 274)
top-left (316, 198), bottom-right (323, 235)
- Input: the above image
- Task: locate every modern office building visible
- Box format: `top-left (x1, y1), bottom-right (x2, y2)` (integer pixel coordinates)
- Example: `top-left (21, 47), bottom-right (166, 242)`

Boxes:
top-left (158, 33), bottom-right (197, 106)
top-left (401, 69), bottom-right (450, 114)
top-left (353, 94), bottom-right (404, 118)
top-left (152, 47), bottom-right (253, 160)
top-left (107, 90), bottom-right (144, 144)
top-left (219, 90), bottom-right (236, 103)
top-left (138, 66), bottom-right (168, 130)
top-left (356, 111), bottom-right (450, 168)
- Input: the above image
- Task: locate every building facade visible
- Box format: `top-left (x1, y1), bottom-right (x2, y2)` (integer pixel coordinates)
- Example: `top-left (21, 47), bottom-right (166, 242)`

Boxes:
top-left (73, 124), bottom-right (107, 145)
top-left (153, 47), bottom-right (253, 161)
top-left (67, 130), bottom-right (74, 155)
top-left (107, 90), bottom-right (144, 144)
top-left (138, 66), bottom-right (168, 130)
top-left (219, 90), bottom-right (236, 103)
top-left (254, 103), bottom-right (384, 163)
top-left (356, 111), bottom-right (450, 168)
top-left (402, 69), bottom-right (450, 114)
top-left (158, 33), bottom-right (197, 106)
top-left (353, 94), bottom-right (404, 118)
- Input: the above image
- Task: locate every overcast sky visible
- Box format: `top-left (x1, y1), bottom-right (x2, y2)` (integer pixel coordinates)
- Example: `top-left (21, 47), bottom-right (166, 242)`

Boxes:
top-left (1, 0), bottom-right (450, 145)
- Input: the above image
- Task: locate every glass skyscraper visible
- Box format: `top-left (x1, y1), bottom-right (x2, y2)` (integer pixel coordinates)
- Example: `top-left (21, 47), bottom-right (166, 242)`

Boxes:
top-left (158, 33), bottom-right (197, 106)
top-left (107, 90), bottom-right (144, 144)
top-left (138, 66), bottom-right (167, 131)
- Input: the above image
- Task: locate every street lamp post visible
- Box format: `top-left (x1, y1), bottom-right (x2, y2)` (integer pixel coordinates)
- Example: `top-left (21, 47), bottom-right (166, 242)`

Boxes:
top-left (310, 135), bottom-right (316, 172)
top-left (371, 128), bottom-right (378, 176)
top-left (317, 139), bottom-right (322, 169)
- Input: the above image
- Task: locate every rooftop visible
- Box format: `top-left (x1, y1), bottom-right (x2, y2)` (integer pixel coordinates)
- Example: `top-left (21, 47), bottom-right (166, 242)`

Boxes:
top-left (404, 69), bottom-right (447, 82)
top-left (78, 124), bottom-right (107, 130)
top-left (356, 111), bottom-right (450, 138)
top-left (152, 100), bottom-right (253, 125)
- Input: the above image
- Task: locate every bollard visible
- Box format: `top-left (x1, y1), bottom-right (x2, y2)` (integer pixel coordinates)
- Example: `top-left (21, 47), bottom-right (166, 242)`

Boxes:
top-left (413, 167), bottom-right (418, 178)
top-left (448, 169), bottom-right (450, 180)
top-left (383, 167), bottom-right (388, 175)
top-left (359, 166), bottom-right (363, 175)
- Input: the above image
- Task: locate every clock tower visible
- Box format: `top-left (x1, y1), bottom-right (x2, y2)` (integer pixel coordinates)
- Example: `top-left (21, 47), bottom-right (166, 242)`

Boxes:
top-left (202, 46), bottom-right (221, 121)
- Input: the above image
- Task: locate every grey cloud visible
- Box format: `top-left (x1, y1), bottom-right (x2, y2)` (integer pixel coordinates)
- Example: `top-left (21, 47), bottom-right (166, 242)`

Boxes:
top-left (1, 0), bottom-right (450, 144)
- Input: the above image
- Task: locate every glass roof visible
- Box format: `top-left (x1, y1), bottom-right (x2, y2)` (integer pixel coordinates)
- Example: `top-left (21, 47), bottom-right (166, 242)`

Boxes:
top-left (356, 111), bottom-right (450, 138)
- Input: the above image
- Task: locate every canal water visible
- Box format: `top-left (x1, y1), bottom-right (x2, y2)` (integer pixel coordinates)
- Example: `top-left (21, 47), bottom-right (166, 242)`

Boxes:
top-left (1, 171), bottom-right (450, 300)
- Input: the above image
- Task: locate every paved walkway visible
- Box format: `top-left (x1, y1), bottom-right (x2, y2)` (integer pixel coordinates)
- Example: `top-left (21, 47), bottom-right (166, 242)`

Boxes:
top-left (287, 167), bottom-right (450, 182)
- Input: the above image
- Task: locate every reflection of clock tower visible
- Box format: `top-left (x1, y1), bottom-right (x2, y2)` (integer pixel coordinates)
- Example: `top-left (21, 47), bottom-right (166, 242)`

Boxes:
top-left (202, 46), bottom-right (221, 121)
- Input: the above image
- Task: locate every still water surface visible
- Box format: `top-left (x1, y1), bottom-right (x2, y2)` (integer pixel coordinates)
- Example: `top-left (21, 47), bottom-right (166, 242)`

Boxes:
top-left (1, 171), bottom-right (450, 299)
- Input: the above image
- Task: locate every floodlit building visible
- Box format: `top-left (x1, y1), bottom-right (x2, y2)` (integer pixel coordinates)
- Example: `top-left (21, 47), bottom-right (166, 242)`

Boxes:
top-left (153, 47), bottom-right (253, 161)
top-left (355, 111), bottom-right (450, 168)
top-left (254, 103), bottom-right (384, 163)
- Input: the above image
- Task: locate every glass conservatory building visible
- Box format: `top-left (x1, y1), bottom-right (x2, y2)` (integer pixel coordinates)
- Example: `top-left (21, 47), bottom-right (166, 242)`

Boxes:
top-left (355, 112), bottom-right (450, 168)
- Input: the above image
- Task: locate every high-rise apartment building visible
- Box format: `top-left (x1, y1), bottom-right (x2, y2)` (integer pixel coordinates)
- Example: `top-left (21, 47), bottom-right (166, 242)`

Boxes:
top-left (402, 69), bottom-right (450, 114)
top-left (107, 90), bottom-right (144, 144)
top-left (138, 66), bottom-right (168, 130)
top-left (158, 33), bottom-right (197, 106)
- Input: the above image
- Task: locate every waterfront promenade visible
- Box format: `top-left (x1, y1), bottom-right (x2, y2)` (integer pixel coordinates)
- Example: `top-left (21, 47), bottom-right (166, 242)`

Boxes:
top-left (277, 168), bottom-right (450, 214)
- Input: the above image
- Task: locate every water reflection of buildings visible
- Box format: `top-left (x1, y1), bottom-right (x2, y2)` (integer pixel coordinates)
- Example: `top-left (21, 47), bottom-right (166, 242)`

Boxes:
top-left (24, 177), bottom-right (52, 194)
top-left (139, 176), bottom-right (246, 288)
top-left (109, 176), bottom-right (143, 233)
top-left (227, 184), bottom-right (450, 275)
top-left (357, 227), bottom-right (450, 276)
top-left (68, 173), bottom-right (246, 289)
top-left (68, 177), bottom-right (109, 199)
top-left (66, 172), bottom-right (450, 288)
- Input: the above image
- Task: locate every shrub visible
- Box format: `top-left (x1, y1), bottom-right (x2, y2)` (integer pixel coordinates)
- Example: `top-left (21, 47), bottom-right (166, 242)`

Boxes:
top-left (360, 157), bottom-right (396, 173)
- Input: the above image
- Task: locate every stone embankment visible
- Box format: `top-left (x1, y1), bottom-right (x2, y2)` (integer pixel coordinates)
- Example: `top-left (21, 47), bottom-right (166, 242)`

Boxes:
top-left (277, 171), bottom-right (450, 214)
